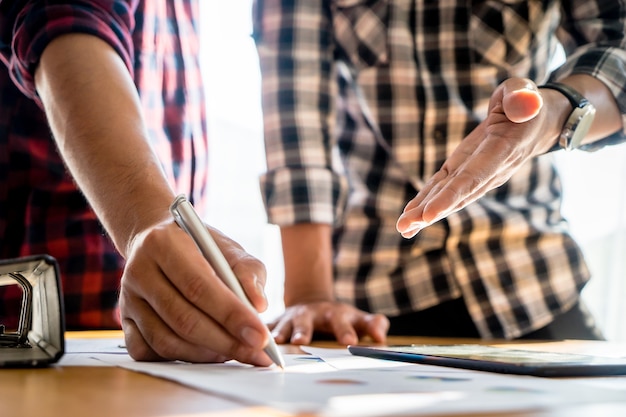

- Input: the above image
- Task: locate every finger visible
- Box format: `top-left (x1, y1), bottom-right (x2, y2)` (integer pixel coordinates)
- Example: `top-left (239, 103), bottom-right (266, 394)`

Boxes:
top-left (396, 169), bottom-right (453, 236)
top-left (360, 313), bottom-right (390, 343)
top-left (502, 81), bottom-right (543, 123)
top-left (231, 255), bottom-right (268, 313)
top-left (448, 160), bottom-right (522, 214)
top-left (417, 121), bottom-right (520, 223)
top-left (397, 126), bottom-right (487, 235)
top-left (326, 308), bottom-right (359, 346)
top-left (123, 319), bottom-right (228, 364)
top-left (416, 161), bottom-right (518, 236)
top-left (267, 316), bottom-right (279, 331)
top-left (287, 307), bottom-right (316, 345)
top-left (124, 229), bottom-right (276, 366)
top-left (160, 227), bottom-right (271, 349)
top-left (125, 245), bottom-right (264, 351)
top-left (211, 227), bottom-right (269, 312)
top-left (120, 296), bottom-right (227, 363)
top-left (270, 315), bottom-right (294, 344)
top-left (398, 166), bottom-right (490, 239)
top-left (401, 169), bottom-right (448, 214)
top-left (121, 317), bottom-right (165, 362)
top-left (397, 164), bottom-right (475, 237)
top-left (121, 289), bottom-right (273, 366)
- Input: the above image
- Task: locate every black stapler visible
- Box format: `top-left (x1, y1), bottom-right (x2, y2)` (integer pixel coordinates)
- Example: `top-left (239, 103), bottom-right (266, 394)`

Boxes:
top-left (0, 255), bottom-right (65, 367)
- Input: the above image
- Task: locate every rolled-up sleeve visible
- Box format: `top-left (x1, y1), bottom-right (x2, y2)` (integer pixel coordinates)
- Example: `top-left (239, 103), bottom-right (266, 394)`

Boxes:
top-left (254, 0), bottom-right (348, 226)
top-left (551, 0), bottom-right (626, 149)
top-left (0, 0), bottom-right (136, 102)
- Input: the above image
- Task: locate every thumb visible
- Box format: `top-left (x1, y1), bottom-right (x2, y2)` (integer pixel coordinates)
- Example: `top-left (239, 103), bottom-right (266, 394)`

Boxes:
top-left (502, 83), bottom-right (543, 123)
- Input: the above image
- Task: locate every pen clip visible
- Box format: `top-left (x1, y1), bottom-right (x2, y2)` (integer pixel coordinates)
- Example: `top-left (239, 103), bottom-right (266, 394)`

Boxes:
top-left (170, 195), bottom-right (192, 235)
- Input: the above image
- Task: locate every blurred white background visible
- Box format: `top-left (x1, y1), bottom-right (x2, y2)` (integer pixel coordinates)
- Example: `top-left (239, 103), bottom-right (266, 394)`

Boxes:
top-left (199, 1), bottom-right (626, 340)
top-left (200, 1), bottom-right (285, 322)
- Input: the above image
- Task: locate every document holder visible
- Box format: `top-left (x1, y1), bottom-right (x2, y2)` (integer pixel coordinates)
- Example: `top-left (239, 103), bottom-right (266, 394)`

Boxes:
top-left (0, 255), bottom-right (65, 367)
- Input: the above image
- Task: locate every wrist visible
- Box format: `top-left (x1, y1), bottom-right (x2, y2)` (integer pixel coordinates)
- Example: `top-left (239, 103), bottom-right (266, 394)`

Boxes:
top-left (538, 87), bottom-right (572, 151)
top-left (284, 292), bottom-right (335, 307)
top-left (284, 271), bottom-right (335, 306)
top-left (281, 223), bottom-right (335, 306)
top-left (538, 82), bottom-right (597, 151)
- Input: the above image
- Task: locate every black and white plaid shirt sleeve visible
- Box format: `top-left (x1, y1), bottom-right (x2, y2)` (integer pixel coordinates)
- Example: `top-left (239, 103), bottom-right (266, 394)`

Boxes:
top-left (253, 0), bottom-right (626, 339)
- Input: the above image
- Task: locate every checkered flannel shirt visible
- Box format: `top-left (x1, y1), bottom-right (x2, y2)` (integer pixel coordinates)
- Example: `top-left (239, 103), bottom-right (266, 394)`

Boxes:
top-left (254, 0), bottom-right (626, 338)
top-left (0, 0), bottom-right (207, 329)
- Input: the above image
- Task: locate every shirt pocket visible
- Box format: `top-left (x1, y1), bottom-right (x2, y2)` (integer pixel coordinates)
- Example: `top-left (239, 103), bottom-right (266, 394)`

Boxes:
top-left (333, 0), bottom-right (390, 71)
top-left (469, 0), bottom-right (550, 74)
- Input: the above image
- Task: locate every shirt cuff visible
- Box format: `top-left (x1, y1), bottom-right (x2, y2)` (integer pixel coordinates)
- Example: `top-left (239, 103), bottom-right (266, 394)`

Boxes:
top-left (260, 166), bottom-right (348, 226)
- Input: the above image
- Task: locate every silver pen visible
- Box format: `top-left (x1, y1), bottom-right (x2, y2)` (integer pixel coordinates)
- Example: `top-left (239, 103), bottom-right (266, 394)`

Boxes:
top-left (170, 194), bottom-right (285, 369)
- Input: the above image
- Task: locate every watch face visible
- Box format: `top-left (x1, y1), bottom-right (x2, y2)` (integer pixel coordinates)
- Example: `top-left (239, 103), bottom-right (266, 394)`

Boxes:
top-left (563, 104), bottom-right (596, 150)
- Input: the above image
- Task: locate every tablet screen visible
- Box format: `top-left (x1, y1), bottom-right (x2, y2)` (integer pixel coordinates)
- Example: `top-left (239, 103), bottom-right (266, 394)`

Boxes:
top-left (348, 344), bottom-right (626, 377)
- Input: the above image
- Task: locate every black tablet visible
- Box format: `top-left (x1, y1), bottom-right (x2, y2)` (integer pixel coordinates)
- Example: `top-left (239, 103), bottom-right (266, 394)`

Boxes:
top-left (348, 344), bottom-right (626, 377)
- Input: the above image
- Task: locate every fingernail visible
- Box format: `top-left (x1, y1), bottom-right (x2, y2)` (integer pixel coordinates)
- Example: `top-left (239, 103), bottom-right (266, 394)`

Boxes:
top-left (292, 331), bottom-right (305, 343)
top-left (402, 221), bottom-right (426, 234)
top-left (241, 326), bottom-right (265, 348)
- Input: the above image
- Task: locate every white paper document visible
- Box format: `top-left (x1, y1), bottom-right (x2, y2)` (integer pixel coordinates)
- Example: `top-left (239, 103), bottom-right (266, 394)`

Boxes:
top-left (64, 339), bottom-right (626, 417)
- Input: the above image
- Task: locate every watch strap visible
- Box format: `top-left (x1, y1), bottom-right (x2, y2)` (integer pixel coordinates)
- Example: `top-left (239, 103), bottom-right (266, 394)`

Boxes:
top-left (539, 82), bottom-right (593, 151)
top-left (539, 82), bottom-right (588, 109)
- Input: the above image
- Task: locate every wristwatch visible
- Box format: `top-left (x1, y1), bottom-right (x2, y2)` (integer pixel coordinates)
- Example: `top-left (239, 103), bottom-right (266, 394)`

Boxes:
top-left (539, 82), bottom-right (596, 151)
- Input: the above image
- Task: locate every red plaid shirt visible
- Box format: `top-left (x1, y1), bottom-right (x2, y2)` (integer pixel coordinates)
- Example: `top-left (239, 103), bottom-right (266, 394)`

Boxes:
top-left (0, 0), bottom-right (207, 329)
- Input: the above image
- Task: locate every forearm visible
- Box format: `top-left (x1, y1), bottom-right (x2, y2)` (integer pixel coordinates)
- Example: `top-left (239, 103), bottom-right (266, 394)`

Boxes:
top-left (540, 74), bottom-right (623, 148)
top-left (34, 33), bottom-right (175, 257)
top-left (280, 223), bottom-right (335, 306)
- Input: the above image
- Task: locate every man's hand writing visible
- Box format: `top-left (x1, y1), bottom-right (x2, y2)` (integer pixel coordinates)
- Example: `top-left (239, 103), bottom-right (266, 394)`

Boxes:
top-left (119, 220), bottom-right (273, 366)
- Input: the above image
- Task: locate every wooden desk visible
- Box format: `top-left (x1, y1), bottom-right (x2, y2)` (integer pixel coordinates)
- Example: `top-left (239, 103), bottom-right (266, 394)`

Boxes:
top-left (1, 332), bottom-right (625, 417)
